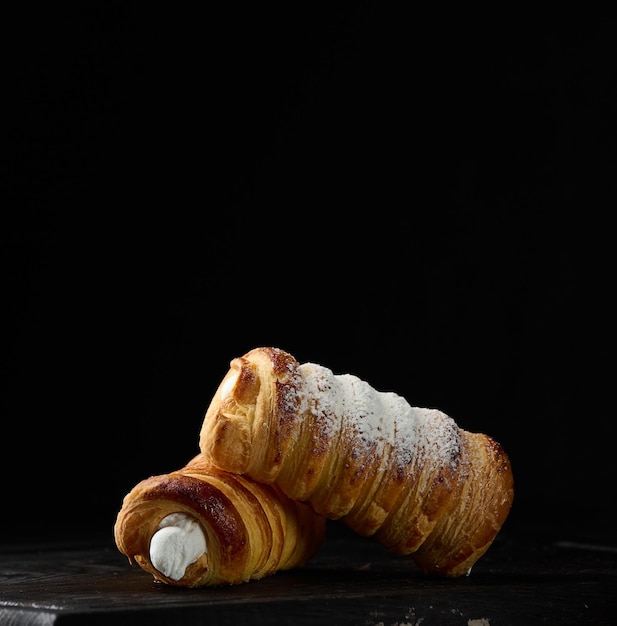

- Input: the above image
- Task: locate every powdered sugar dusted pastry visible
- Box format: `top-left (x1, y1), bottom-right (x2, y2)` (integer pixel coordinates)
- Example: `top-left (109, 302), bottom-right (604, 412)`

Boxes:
top-left (199, 347), bottom-right (514, 577)
top-left (114, 453), bottom-right (326, 587)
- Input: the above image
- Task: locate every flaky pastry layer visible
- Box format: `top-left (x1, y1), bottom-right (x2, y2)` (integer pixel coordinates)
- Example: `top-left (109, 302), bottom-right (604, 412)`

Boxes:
top-left (199, 347), bottom-right (514, 577)
top-left (114, 453), bottom-right (326, 586)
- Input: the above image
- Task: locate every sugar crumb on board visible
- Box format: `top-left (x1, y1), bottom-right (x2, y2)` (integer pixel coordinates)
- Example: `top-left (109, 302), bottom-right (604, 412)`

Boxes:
top-left (371, 618), bottom-right (490, 626)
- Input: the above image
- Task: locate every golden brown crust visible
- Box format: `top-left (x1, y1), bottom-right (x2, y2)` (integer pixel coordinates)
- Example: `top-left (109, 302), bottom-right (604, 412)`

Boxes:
top-left (398, 433), bottom-right (514, 576)
top-left (114, 454), bottom-right (326, 587)
top-left (199, 347), bottom-right (514, 577)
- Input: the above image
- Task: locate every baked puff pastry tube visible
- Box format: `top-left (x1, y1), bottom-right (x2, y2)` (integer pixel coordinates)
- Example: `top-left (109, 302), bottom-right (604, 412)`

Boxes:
top-left (199, 347), bottom-right (514, 578)
top-left (114, 453), bottom-right (326, 587)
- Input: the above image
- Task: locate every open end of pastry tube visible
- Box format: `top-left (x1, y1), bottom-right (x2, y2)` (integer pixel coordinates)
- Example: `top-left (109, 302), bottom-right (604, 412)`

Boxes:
top-left (219, 373), bottom-right (238, 401)
top-left (149, 513), bottom-right (207, 581)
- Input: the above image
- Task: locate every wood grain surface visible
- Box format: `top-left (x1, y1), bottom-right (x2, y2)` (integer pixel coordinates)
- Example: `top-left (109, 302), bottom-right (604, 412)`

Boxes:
top-left (1, 526), bottom-right (615, 625)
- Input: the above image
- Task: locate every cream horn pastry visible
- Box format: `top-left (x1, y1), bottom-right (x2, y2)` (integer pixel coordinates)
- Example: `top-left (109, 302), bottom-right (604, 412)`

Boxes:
top-left (114, 453), bottom-right (326, 587)
top-left (199, 347), bottom-right (514, 577)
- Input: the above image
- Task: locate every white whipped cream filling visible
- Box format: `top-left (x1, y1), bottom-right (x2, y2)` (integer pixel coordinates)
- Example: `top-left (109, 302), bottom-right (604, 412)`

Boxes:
top-left (220, 372), bottom-right (238, 399)
top-left (150, 513), bottom-right (207, 581)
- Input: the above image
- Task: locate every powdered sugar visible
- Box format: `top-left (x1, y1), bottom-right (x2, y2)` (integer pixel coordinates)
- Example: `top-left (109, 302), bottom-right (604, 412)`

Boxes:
top-left (298, 363), bottom-right (460, 471)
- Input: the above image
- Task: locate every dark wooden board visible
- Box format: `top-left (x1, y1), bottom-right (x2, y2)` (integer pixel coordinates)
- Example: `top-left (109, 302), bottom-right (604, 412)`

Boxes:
top-left (0, 528), bottom-right (615, 625)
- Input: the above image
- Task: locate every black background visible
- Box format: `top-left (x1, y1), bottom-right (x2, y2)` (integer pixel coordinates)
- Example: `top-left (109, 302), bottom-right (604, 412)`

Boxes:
top-left (1, 6), bottom-right (613, 545)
